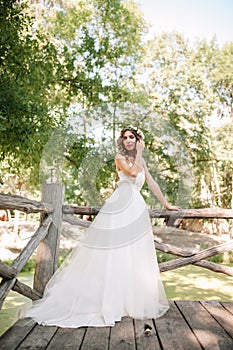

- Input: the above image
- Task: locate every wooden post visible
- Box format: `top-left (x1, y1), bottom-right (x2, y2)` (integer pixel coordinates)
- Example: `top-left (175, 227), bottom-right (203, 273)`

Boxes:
top-left (34, 184), bottom-right (65, 294)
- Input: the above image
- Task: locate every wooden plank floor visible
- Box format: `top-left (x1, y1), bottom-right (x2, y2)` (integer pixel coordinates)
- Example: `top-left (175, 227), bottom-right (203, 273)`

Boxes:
top-left (0, 301), bottom-right (232, 350)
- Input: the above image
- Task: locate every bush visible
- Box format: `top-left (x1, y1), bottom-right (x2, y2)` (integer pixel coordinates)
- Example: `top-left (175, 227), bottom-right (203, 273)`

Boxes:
top-left (2, 258), bottom-right (36, 272)
top-left (156, 252), bottom-right (175, 263)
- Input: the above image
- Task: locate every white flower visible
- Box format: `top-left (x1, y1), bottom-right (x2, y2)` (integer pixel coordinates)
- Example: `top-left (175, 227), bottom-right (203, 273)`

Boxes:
top-left (127, 126), bottom-right (144, 139)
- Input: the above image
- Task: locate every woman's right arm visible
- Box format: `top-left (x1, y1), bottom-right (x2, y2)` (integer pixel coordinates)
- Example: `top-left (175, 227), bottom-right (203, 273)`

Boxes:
top-left (115, 154), bottom-right (141, 177)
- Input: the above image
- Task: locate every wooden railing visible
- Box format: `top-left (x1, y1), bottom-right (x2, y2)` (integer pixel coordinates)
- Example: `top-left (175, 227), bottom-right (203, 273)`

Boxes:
top-left (0, 184), bottom-right (233, 310)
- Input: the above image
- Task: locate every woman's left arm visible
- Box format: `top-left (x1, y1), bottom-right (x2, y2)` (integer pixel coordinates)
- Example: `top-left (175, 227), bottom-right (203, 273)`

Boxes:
top-left (143, 159), bottom-right (180, 210)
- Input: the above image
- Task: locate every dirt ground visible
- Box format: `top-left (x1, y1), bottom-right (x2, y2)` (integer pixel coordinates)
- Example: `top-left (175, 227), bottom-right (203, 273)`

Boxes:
top-left (153, 225), bottom-right (230, 250)
top-left (0, 220), bottom-right (231, 262)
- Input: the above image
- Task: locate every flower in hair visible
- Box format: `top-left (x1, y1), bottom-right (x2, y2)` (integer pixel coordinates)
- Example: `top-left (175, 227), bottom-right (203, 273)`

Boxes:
top-left (126, 126), bottom-right (144, 139)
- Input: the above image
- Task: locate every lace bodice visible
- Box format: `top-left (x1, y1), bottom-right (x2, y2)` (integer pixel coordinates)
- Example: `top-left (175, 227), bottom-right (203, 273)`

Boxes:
top-left (117, 169), bottom-right (145, 191)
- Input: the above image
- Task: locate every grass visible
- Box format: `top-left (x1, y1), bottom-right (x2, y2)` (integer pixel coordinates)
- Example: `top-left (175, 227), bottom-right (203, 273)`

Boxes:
top-left (162, 264), bottom-right (233, 302)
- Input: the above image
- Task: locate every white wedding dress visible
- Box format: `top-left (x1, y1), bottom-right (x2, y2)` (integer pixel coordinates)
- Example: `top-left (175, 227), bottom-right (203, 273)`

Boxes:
top-left (26, 169), bottom-right (169, 327)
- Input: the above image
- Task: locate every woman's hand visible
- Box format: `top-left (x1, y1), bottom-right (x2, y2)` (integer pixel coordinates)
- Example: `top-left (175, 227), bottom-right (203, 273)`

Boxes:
top-left (136, 139), bottom-right (145, 154)
top-left (165, 204), bottom-right (181, 211)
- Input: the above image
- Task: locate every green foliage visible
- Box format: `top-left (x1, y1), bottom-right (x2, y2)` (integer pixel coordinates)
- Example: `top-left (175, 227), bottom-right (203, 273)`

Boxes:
top-left (209, 42), bottom-right (233, 112)
top-left (58, 252), bottom-right (71, 267)
top-left (3, 258), bottom-right (35, 272)
top-left (2, 253), bottom-right (74, 273)
top-left (208, 254), bottom-right (224, 264)
top-left (210, 122), bottom-right (233, 208)
top-left (0, 0), bottom-right (63, 180)
top-left (0, 0), bottom-right (146, 192)
top-left (52, 0), bottom-right (146, 106)
top-left (21, 257), bottom-right (36, 272)
top-left (3, 248), bottom-right (232, 275)
top-left (0, 0), bottom-right (233, 211)
top-left (136, 32), bottom-right (233, 208)
top-left (156, 252), bottom-right (175, 263)
top-left (156, 248), bottom-right (233, 264)
top-left (200, 244), bottom-right (233, 263)
top-left (190, 40), bottom-right (233, 208)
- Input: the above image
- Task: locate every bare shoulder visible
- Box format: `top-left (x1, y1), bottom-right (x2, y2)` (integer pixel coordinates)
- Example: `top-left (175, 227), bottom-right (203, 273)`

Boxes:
top-left (115, 153), bottom-right (125, 161)
top-left (115, 154), bottom-right (126, 172)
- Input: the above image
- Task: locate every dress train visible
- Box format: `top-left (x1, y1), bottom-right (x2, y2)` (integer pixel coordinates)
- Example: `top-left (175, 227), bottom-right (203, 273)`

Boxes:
top-left (25, 169), bottom-right (169, 327)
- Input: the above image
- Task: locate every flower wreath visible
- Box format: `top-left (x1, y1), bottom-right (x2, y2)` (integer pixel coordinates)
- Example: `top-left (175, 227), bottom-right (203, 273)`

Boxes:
top-left (123, 126), bottom-right (144, 139)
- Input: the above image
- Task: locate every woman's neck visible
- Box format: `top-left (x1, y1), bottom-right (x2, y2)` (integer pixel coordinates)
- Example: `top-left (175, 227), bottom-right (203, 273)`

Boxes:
top-left (126, 150), bottom-right (136, 159)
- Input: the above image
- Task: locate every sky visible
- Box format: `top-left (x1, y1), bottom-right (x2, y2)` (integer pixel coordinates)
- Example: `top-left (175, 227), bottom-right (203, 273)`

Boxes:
top-left (137, 0), bottom-right (233, 46)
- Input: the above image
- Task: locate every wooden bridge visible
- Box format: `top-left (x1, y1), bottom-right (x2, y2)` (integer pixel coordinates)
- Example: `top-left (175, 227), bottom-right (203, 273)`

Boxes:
top-left (0, 300), bottom-right (232, 349)
top-left (0, 184), bottom-right (233, 349)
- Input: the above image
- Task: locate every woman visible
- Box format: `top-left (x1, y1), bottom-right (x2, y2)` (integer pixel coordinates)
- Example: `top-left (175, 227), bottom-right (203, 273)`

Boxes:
top-left (25, 127), bottom-right (179, 328)
top-left (115, 127), bottom-right (179, 211)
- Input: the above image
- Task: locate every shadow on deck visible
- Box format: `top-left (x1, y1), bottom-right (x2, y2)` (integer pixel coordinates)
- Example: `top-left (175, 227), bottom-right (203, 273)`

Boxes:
top-left (0, 300), bottom-right (233, 350)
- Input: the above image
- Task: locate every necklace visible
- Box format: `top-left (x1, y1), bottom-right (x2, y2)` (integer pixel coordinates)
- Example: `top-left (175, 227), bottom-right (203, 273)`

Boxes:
top-left (126, 155), bottom-right (135, 168)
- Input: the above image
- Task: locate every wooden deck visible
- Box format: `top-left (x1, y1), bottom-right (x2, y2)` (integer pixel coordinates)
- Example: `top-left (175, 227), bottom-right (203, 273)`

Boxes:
top-left (0, 300), bottom-right (232, 350)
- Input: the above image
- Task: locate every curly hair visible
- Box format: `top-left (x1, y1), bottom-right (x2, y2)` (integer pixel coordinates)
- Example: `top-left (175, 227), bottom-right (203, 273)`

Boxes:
top-left (117, 127), bottom-right (143, 157)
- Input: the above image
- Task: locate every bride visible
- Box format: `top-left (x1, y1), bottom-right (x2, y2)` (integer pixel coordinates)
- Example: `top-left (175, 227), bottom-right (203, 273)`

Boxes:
top-left (25, 126), bottom-right (180, 328)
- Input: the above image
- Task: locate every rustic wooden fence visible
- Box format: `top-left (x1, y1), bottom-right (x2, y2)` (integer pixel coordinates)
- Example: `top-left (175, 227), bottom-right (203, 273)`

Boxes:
top-left (0, 184), bottom-right (233, 310)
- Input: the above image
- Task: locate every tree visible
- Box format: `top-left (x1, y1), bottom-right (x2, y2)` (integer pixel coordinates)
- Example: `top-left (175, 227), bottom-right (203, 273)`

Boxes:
top-left (33, 0), bottom-right (148, 202)
top-left (210, 42), bottom-right (233, 119)
top-left (194, 40), bottom-right (233, 209)
top-left (0, 0), bottom-right (63, 184)
top-left (49, 0), bottom-right (146, 142)
top-left (0, 0), bottom-right (148, 197)
top-left (132, 32), bottom-right (218, 207)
